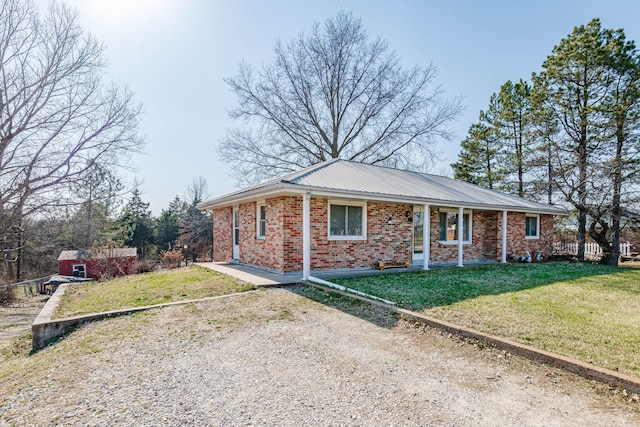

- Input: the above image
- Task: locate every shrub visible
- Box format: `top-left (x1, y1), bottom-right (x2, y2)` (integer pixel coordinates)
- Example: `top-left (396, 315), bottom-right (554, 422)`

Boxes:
top-left (135, 260), bottom-right (155, 274)
top-left (161, 249), bottom-right (183, 269)
top-left (0, 284), bottom-right (17, 306)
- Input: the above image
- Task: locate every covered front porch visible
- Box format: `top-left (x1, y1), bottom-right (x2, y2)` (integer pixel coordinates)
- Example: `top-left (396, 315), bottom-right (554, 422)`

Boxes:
top-left (301, 192), bottom-right (512, 280)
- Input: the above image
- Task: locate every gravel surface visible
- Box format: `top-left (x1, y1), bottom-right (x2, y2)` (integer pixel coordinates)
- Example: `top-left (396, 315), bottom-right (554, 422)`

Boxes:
top-left (1, 286), bottom-right (639, 426)
top-left (0, 293), bottom-right (48, 345)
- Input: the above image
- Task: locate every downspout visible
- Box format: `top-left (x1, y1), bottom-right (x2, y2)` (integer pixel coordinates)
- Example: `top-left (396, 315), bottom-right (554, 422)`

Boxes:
top-left (302, 192), bottom-right (311, 281)
top-left (307, 275), bottom-right (396, 306)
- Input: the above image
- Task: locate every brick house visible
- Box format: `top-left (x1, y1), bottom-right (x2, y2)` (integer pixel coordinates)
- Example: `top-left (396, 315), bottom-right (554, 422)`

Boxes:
top-left (198, 160), bottom-right (568, 278)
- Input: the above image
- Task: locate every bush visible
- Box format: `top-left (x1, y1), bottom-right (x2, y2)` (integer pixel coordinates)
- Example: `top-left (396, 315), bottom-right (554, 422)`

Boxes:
top-left (135, 260), bottom-right (155, 274)
top-left (161, 249), bottom-right (183, 269)
top-left (0, 284), bottom-right (17, 306)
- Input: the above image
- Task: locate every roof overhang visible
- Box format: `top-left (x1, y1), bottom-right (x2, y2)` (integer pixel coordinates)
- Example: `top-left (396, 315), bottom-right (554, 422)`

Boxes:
top-left (198, 183), bottom-right (569, 216)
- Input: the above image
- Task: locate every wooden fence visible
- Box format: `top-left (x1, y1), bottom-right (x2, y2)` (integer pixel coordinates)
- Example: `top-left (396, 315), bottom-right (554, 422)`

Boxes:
top-left (553, 241), bottom-right (632, 257)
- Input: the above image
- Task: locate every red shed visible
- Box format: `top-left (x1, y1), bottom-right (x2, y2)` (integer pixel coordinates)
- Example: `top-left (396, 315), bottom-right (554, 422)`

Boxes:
top-left (57, 248), bottom-right (138, 280)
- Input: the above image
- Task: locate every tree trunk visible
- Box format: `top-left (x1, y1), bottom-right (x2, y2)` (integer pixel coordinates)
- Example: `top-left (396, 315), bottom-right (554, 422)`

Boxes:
top-left (608, 116), bottom-right (626, 266)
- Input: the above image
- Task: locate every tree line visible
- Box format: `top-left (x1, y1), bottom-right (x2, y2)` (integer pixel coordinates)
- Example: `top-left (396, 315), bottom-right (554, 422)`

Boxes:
top-left (452, 19), bottom-right (640, 265)
top-left (1, 175), bottom-right (213, 283)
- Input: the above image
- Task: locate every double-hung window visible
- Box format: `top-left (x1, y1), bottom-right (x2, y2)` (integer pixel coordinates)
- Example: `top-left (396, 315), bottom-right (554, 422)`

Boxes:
top-left (525, 214), bottom-right (539, 239)
top-left (328, 201), bottom-right (366, 240)
top-left (438, 210), bottom-right (471, 244)
top-left (256, 203), bottom-right (266, 239)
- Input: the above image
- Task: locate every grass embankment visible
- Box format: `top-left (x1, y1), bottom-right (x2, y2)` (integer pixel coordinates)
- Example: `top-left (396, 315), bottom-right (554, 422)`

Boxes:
top-left (54, 265), bottom-right (254, 318)
top-left (335, 262), bottom-right (640, 377)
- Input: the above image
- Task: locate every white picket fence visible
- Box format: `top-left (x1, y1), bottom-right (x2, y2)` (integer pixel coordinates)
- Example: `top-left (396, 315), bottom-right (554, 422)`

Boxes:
top-left (553, 241), bottom-right (632, 257)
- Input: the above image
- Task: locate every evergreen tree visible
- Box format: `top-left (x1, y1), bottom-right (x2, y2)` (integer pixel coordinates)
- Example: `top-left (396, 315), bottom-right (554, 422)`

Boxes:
top-left (117, 189), bottom-right (155, 259)
top-left (452, 121), bottom-right (506, 190)
top-left (492, 80), bottom-right (534, 197)
top-left (156, 196), bottom-right (187, 251)
top-left (533, 18), bottom-right (640, 264)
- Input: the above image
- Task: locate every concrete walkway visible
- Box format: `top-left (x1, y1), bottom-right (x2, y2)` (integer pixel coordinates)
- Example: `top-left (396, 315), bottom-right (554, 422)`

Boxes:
top-left (195, 262), bottom-right (303, 286)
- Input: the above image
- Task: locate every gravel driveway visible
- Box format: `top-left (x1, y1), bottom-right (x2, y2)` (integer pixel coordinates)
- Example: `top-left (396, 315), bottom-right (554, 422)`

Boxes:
top-left (1, 286), bottom-right (639, 426)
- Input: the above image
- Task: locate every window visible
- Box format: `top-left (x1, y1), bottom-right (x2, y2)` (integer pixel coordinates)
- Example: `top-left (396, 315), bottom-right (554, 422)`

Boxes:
top-left (72, 264), bottom-right (86, 278)
top-left (328, 201), bottom-right (366, 240)
top-left (439, 210), bottom-right (471, 243)
top-left (526, 214), bottom-right (539, 239)
top-left (257, 203), bottom-right (266, 239)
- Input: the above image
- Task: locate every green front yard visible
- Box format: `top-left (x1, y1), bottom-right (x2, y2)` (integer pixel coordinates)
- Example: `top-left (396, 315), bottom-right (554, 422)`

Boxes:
top-left (334, 262), bottom-right (640, 377)
top-left (54, 265), bottom-right (254, 319)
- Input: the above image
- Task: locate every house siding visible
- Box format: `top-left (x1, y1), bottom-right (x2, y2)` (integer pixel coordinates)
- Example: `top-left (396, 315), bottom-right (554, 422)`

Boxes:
top-left (310, 199), bottom-right (413, 270)
top-left (212, 207), bottom-right (232, 262)
top-left (499, 212), bottom-right (554, 258)
top-left (430, 209), bottom-right (499, 263)
top-left (211, 197), bottom-right (556, 272)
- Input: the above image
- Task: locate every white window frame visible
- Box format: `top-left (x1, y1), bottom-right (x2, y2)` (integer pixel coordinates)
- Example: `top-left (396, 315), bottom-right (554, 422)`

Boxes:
top-left (256, 201), bottom-right (266, 239)
top-left (438, 208), bottom-right (473, 245)
top-left (327, 200), bottom-right (367, 241)
top-left (525, 213), bottom-right (540, 239)
top-left (72, 264), bottom-right (87, 278)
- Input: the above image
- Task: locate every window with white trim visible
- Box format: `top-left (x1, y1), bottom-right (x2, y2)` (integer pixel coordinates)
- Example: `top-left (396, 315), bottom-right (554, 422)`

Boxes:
top-left (438, 210), bottom-right (472, 243)
top-left (328, 201), bottom-right (366, 240)
top-left (256, 203), bottom-right (266, 239)
top-left (525, 214), bottom-right (539, 239)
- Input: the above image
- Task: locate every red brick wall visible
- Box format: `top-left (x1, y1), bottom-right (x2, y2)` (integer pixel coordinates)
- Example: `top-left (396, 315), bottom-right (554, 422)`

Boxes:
top-left (498, 212), bottom-right (554, 259)
top-left (213, 196), bottom-right (556, 271)
top-left (282, 196), bottom-right (304, 271)
top-left (429, 209), bottom-right (498, 263)
top-left (239, 197), bottom-right (296, 271)
top-left (213, 207), bottom-right (232, 262)
top-left (310, 199), bottom-right (413, 270)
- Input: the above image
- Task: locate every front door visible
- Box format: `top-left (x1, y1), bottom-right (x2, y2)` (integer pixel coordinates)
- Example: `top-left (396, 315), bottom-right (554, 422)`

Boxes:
top-left (232, 207), bottom-right (240, 260)
top-left (413, 206), bottom-right (424, 261)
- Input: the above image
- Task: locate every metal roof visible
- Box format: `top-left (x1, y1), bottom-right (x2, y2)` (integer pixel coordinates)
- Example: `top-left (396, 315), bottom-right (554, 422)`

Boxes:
top-left (198, 159), bottom-right (568, 215)
top-left (58, 248), bottom-right (138, 261)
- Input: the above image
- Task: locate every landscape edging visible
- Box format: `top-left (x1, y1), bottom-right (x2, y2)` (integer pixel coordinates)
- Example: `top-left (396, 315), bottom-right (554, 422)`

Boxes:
top-left (305, 281), bottom-right (640, 395)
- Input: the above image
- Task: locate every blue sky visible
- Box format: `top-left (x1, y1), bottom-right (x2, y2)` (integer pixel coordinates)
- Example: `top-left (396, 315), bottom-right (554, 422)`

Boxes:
top-left (56, 0), bottom-right (640, 213)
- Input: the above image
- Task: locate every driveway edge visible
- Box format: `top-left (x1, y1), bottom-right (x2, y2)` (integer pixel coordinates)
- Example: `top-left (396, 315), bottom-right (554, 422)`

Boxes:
top-left (31, 286), bottom-right (258, 351)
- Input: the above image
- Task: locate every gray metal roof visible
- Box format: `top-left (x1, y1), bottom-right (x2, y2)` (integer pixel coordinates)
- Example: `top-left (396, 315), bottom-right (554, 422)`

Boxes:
top-left (58, 248), bottom-right (138, 261)
top-left (199, 159), bottom-right (568, 215)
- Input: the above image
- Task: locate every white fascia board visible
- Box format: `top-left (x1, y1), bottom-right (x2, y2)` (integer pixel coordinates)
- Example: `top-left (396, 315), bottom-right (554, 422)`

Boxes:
top-left (197, 184), bottom-right (307, 210)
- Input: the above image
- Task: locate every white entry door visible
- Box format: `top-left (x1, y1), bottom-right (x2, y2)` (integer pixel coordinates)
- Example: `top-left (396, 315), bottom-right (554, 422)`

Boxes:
top-left (232, 207), bottom-right (240, 260)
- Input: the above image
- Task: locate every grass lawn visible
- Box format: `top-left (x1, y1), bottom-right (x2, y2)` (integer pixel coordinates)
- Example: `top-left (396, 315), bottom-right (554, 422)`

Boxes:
top-left (334, 262), bottom-right (640, 377)
top-left (54, 265), bottom-right (254, 318)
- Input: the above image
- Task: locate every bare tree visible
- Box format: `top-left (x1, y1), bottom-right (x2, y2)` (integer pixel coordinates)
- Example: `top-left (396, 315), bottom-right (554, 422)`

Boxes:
top-left (178, 177), bottom-right (212, 262)
top-left (219, 11), bottom-right (462, 184)
top-left (0, 0), bottom-right (144, 280)
top-left (186, 176), bottom-right (210, 205)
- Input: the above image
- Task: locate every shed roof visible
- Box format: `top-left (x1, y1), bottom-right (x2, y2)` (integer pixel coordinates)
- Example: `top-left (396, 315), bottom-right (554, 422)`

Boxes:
top-left (198, 159), bottom-right (568, 215)
top-left (58, 248), bottom-right (138, 261)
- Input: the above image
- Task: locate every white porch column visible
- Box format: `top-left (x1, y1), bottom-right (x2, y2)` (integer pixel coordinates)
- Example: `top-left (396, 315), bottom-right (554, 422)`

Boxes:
top-left (501, 210), bottom-right (508, 263)
top-left (302, 192), bottom-right (311, 280)
top-left (423, 204), bottom-right (430, 271)
top-left (457, 206), bottom-right (464, 267)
